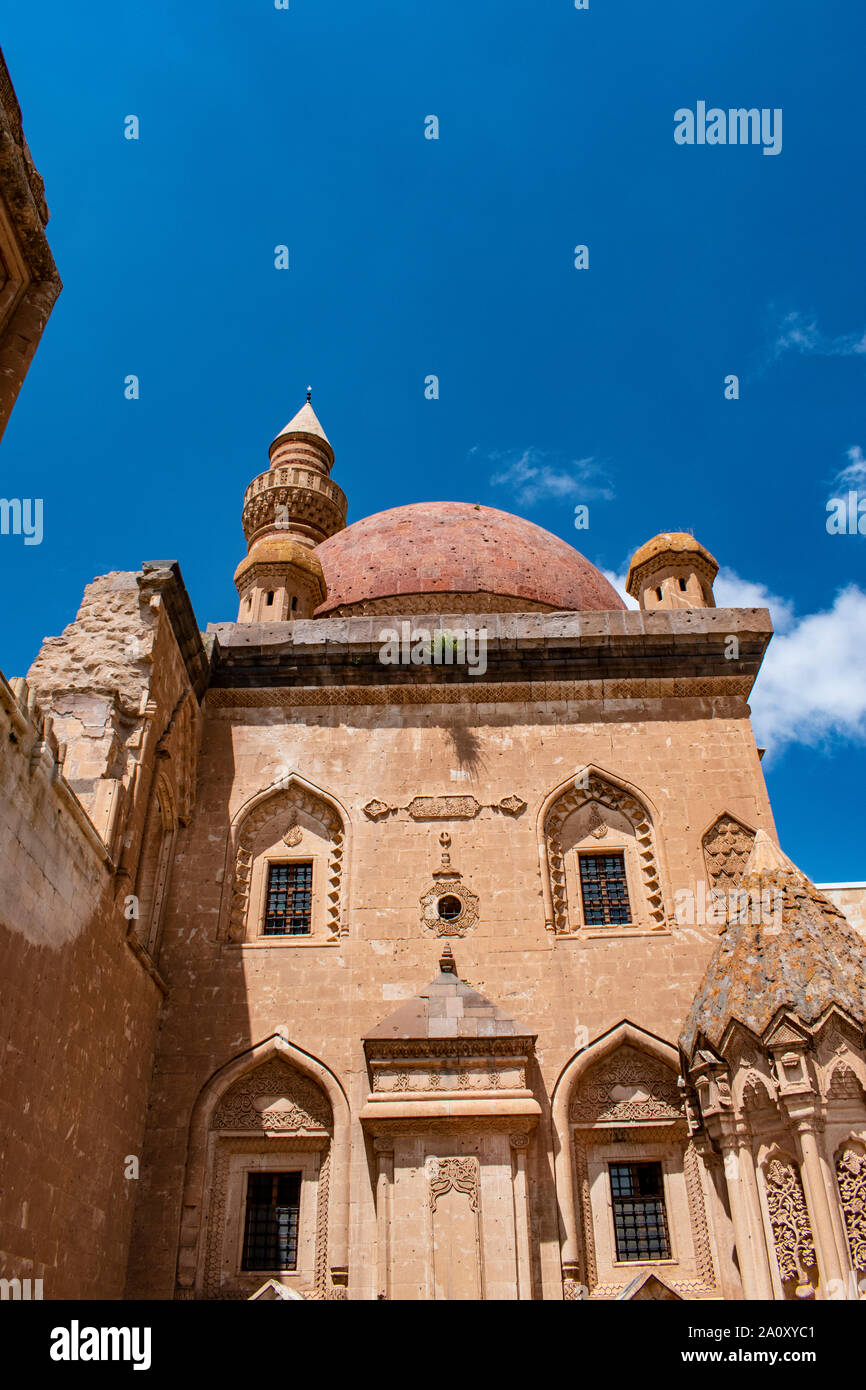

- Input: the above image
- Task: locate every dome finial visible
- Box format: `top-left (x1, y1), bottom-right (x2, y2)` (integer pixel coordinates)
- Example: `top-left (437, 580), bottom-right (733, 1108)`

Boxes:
top-left (306, 384), bottom-right (312, 403)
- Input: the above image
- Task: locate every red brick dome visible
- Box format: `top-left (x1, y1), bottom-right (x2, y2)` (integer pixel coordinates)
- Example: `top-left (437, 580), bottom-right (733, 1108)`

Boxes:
top-left (313, 502), bottom-right (625, 616)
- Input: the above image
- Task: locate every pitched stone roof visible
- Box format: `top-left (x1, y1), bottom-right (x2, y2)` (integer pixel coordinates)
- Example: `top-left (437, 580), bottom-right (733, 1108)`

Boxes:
top-left (681, 831), bottom-right (866, 1057)
top-left (364, 945), bottom-right (528, 1041)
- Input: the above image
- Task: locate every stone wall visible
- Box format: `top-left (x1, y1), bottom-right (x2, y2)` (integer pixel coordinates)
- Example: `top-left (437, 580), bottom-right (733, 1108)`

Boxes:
top-left (0, 672), bottom-right (161, 1298)
top-left (1, 563), bottom-right (206, 1298)
top-left (819, 885), bottom-right (866, 938)
top-left (126, 654), bottom-right (776, 1299)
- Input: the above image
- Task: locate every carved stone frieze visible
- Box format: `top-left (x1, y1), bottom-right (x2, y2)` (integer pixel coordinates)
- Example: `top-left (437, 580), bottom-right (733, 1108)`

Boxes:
top-left (763, 1156), bottom-right (817, 1286)
top-left (207, 676), bottom-right (755, 709)
top-left (362, 793), bottom-right (526, 822)
top-left (408, 796), bottom-right (480, 820)
top-left (370, 1062), bottom-right (522, 1094)
top-left (836, 1144), bottom-right (866, 1275)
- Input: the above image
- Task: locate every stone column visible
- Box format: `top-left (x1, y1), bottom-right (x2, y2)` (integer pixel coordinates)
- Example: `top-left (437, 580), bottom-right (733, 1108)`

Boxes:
top-left (510, 1133), bottom-right (533, 1300)
top-left (374, 1138), bottom-right (394, 1300)
top-left (718, 1126), bottom-right (774, 1299)
top-left (795, 1120), bottom-right (845, 1296)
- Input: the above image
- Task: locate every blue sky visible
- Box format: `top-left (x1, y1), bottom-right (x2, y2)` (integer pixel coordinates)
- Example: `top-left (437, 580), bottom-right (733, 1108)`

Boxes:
top-left (1, 1), bottom-right (864, 881)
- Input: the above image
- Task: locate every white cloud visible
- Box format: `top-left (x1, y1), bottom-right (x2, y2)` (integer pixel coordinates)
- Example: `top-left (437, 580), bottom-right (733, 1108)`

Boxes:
top-left (601, 568), bottom-right (639, 609)
top-left (749, 586), bottom-right (866, 755)
top-left (486, 447), bottom-right (613, 508)
top-left (713, 568), bottom-right (796, 633)
top-left (836, 445), bottom-right (866, 487)
top-left (774, 311), bottom-right (866, 360)
top-left (602, 566), bottom-right (866, 757)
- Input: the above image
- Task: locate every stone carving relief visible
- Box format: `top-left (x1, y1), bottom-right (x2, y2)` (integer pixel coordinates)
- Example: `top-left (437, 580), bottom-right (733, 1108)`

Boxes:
top-left (827, 1060), bottom-right (865, 1101)
top-left (702, 814), bottom-right (756, 891)
top-left (570, 1046), bottom-right (683, 1125)
top-left (211, 1059), bottom-right (332, 1134)
top-left (428, 1156), bottom-right (480, 1213)
top-left (419, 878), bottom-right (479, 937)
top-left (419, 830), bottom-right (479, 938)
top-left (224, 783), bottom-right (345, 941)
top-left (763, 1156), bottom-right (817, 1287)
top-left (545, 774), bottom-right (665, 932)
top-left (281, 809), bottom-right (303, 847)
top-left (363, 794), bottom-right (526, 821)
top-left (836, 1143), bottom-right (866, 1276)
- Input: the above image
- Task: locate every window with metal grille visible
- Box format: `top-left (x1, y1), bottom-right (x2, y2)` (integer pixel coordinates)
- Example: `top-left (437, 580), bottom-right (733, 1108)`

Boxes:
top-left (609, 1161), bottom-right (671, 1261)
top-left (241, 1171), bottom-right (301, 1271)
top-left (264, 861), bottom-right (312, 935)
top-left (578, 852), bottom-right (631, 926)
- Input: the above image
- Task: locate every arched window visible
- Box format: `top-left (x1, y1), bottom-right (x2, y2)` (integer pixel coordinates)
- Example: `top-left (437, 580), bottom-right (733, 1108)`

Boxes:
top-left (219, 778), bottom-right (347, 944)
top-left (542, 770), bottom-right (667, 934)
top-left (133, 777), bottom-right (177, 962)
top-left (552, 1024), bottom-right (718, 1300)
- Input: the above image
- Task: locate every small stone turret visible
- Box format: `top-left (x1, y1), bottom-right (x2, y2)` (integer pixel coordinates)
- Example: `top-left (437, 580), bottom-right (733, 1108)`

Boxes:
top-left (626, 531), bottom-right (718, 611)
top-left (234, 391), bottom-right (347, 621)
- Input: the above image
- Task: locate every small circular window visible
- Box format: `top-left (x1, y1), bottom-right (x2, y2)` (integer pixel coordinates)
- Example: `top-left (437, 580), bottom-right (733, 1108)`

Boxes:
top-left (437, 895), bottom-right (462, 921)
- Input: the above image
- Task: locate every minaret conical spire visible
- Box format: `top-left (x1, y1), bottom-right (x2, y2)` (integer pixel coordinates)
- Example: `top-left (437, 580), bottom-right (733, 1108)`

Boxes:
top-left (269, 389), bottom-right (334, 472)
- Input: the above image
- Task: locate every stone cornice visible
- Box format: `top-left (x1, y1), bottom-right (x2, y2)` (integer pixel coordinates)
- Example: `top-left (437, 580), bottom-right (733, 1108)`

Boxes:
top-left (204, 607), bottom-right (772, 700)
top-left (139, 562), bottom-right (213, 703)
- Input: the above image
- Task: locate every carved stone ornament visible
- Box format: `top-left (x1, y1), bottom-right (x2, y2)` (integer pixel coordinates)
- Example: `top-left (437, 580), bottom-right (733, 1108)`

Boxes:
top-left (836, 1144), bottom-right (866, 1275)
top-left (570, 1046), bottom-right (683, 1125)
top-left (545, 774), bottom-right (665, 933)
top-left (282, 809), bottom-right (303, 847)
top-left (764, 1157), bottom-right (817, 1287)
top-left (362, 794), bottom-right (526, 821)
top-left (702, 813), bottom-right (756, 890)
top-left (211, 1059), bottom-right (332, 1134)
top-left (408, 796), bottom-right (480, 820)
top-left (420, 877), bottom-right (479, 938)
top-left (428, 1156), bottom-right (480, 1213)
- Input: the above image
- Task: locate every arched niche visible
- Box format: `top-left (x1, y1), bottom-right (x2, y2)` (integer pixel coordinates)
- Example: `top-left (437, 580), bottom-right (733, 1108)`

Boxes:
top-left (550, 1023), bottom-right (715, 1298)
top-left (216, 773), bottom-right (351, 943)
top-left (175, 1031), bottom-right (350, 1301)
top-left (538, 766), bottom-right (668, 934)
top-left (132, 772), bottom-right (177, 962)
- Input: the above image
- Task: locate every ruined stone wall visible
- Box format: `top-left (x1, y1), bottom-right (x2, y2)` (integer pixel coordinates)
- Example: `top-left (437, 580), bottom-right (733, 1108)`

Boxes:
top-left (0, 673), bottom-right (162, 1298)
top-left (0, 47), bottom-right (62, 441)
top-left (126, 683), bottom-right (775, 1298)
top-left (1, 563), bottom-right (205, 1298)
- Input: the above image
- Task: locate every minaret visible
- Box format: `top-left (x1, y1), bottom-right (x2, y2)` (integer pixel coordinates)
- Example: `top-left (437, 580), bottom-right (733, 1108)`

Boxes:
top-left (234, 390), bottom-right (347, 622)
top-left (626, 531), bottom-right (718, 611)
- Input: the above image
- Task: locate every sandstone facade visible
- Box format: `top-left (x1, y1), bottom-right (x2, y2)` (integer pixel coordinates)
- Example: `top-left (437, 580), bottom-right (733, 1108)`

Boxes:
top-left (2, 404), bottom-right (865, 1303)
